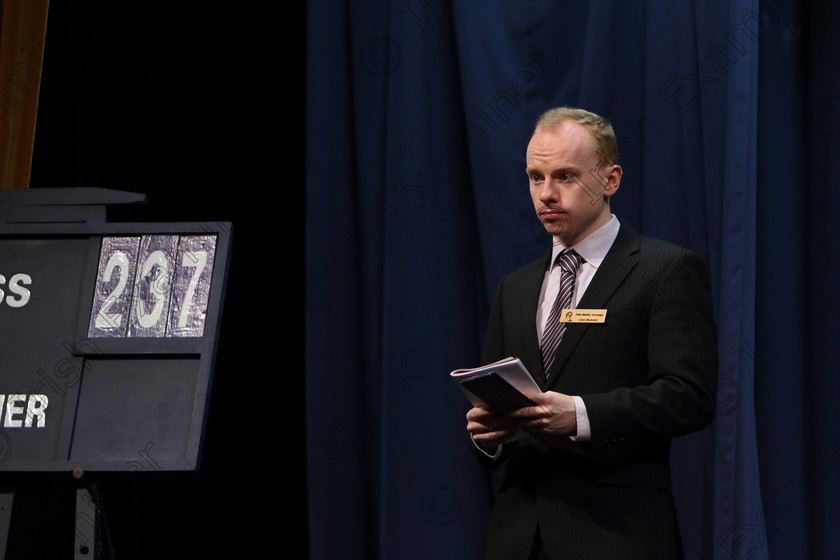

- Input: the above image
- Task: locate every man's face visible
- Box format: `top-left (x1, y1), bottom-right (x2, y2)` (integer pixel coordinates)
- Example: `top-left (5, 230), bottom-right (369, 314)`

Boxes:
top-left (526, 121), bottom-right (622, 246)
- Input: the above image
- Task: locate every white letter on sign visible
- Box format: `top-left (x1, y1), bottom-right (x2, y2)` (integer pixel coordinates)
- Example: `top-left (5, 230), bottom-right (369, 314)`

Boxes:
top-left (6, 273), bottom-right (32, 308)
top-left (4, 395), bottom-right (25, 427)
top-left (25, 394), bottom-right (48, 427)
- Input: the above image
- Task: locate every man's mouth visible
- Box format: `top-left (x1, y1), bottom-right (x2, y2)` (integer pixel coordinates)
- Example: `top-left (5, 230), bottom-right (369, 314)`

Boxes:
top-left (539, 208), bottom-right (565, 219)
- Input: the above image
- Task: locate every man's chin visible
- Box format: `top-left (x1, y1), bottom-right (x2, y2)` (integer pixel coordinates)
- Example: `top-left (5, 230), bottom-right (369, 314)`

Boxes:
top-left (541, 223), bottom-right (571, 242)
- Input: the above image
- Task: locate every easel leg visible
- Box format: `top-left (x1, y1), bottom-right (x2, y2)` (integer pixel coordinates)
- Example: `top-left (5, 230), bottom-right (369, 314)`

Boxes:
top-left (75, 486), bottom-right (98, 559)
top-left (0, 489), bottom-right (13, 560)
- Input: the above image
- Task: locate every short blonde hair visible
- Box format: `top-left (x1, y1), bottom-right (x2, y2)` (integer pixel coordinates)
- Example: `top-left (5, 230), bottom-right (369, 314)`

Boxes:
top-left (533, 106), bottom-right (620, 167)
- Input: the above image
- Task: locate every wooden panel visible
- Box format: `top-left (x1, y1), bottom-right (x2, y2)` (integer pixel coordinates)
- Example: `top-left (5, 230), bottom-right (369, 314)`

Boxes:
top-left (0, 0), bottom-right (49, 191)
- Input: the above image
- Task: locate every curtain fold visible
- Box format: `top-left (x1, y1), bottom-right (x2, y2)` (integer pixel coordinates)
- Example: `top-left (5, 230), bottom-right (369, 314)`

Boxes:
top-left (710, 2), bottom-right (766, 559)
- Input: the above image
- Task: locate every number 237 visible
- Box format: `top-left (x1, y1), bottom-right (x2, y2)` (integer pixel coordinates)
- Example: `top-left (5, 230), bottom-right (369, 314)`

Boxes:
top-left (89, 235), bottom-right (216, 337)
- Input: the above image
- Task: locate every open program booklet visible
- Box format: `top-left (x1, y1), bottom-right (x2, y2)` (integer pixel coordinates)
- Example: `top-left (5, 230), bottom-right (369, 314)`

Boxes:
top-left (450, 357), bottom-right (542, 411)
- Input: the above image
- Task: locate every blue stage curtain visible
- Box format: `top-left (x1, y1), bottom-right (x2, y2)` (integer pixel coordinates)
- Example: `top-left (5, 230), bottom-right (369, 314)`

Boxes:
top-left (305, 1), bottom-right (839, 558)
top-left (754, 1), bottom-right (840, 558)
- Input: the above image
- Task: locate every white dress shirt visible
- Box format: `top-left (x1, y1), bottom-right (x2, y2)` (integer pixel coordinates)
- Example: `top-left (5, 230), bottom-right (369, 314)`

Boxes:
top-left (537, 215), bottom-right (620, 441)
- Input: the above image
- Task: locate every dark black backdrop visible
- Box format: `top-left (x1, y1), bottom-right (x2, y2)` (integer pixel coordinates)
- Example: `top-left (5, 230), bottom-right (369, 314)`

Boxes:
top-left (2, 4), bottom-right (306, 559)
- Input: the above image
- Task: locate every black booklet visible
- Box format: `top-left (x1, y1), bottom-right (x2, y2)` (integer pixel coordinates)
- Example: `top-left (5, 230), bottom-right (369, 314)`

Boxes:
top-left (450, 357), bottom-right (541, 411)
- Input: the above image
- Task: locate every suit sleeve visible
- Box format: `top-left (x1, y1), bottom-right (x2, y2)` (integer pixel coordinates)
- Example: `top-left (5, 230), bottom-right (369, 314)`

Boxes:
top-left (580, 251), bottom-right (718, 452)
top-left (481, 279), bottom-right (506, 365)
top-left (467, 278), bottom-right (513, 467)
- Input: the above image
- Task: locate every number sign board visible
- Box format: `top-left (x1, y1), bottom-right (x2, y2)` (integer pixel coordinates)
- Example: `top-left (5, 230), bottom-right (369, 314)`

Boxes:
top-left (0, 188), bottom-right (230, 472)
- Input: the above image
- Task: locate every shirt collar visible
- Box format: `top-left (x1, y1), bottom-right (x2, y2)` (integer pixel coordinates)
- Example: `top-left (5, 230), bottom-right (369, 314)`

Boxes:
top-left (550, 214), bottom-right (620, 270)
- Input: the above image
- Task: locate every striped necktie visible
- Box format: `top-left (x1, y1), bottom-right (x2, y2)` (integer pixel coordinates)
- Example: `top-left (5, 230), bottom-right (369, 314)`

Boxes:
top-left (540, 250), bottom-right (581, 374)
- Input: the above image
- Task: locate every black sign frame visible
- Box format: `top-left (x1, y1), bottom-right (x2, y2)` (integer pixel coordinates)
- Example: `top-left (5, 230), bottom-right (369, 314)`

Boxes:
top-left (0, 188), bottom-right (231, 473)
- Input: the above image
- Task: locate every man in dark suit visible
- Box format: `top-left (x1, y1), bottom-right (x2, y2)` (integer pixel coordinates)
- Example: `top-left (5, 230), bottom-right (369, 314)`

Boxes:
top-left (466, 107), bottom-right (718, 559)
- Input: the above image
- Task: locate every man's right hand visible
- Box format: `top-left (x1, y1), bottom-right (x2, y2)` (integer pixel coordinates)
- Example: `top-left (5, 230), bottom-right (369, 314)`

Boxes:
top-left (466, 406), bottom-right (521, 450)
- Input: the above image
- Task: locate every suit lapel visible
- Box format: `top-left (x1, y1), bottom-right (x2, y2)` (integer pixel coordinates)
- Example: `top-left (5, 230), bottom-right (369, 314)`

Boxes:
top-left (518, 251), bottom-right (552, 388)
top-left (545, 225), bottom-right (642, 387)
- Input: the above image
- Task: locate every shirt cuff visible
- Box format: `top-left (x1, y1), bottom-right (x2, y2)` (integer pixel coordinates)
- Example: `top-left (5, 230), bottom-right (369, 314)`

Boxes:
top-left (470, 434), bottom-right (503, 460)
top-left (571, 395), bottom-right (591, 441)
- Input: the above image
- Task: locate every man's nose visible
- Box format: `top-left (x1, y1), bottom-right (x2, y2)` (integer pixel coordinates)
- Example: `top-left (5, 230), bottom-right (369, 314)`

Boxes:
top-left (538, 181), bottom-right (558, 203)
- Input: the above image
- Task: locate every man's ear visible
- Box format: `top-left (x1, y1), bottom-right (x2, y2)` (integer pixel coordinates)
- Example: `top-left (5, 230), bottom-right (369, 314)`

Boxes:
top-left (603, 164), bottom-right (622, 199)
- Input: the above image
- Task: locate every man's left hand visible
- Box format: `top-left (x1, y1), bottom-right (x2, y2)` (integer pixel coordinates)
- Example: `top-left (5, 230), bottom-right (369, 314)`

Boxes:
top-left (511, 391), bottom-right (578, 440)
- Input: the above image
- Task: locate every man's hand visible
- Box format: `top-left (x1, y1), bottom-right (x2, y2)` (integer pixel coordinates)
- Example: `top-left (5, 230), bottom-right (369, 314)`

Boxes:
top-left (511, 391), bottom-right (578, 441)
top-left (465, 406), bottom-right (521, 450)
top-left (466, 391), bottom-right (578, 449)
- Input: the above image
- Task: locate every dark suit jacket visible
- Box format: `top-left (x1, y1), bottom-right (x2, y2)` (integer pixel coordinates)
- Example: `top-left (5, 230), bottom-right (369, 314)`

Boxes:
top-left (478, 223), bottom-right (718, 560)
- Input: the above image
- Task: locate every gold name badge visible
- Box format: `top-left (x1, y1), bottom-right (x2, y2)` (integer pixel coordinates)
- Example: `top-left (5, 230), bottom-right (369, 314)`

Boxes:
top-left (559, 309), bottom-right (607, 323)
